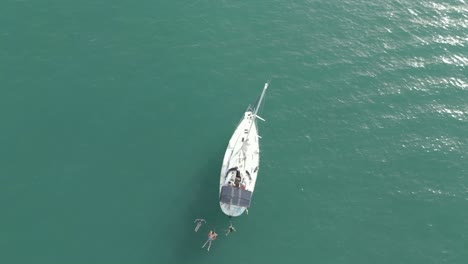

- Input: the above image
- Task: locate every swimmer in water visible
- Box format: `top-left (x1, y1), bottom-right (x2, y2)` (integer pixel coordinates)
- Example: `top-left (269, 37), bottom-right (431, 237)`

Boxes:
top-left (194, 218), bottom-right (206, 232)
top-left (225, 223), bottom-right (236, 236)
top-left (193, 219), bottom-right (206, 232)
top-left (202, 230), bottom-right (217, 251)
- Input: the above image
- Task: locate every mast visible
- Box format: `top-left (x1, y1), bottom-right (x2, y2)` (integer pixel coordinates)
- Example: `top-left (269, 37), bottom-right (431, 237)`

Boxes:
top-left (253, 82), bottom-right (269, 118)
top-left (243, 82), bottom-right (269, 146)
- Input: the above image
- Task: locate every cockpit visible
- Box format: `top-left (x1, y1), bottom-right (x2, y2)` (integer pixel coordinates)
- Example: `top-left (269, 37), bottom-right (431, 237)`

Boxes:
top-left (226, 167), bottom-right (246, 189)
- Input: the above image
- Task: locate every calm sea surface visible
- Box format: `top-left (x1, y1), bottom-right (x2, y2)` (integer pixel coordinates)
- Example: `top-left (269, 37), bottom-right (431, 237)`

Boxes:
top-left (1, 0), bottom-right (467, 263)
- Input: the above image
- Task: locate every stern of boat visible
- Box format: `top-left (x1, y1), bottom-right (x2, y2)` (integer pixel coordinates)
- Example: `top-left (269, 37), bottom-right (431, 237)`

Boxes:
top-left (219, 185), bottom-right (252, 217)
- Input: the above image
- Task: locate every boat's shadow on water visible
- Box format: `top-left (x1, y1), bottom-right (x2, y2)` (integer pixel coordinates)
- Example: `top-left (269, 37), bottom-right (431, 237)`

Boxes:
top-left (169, 150), bottom-right (229, 263)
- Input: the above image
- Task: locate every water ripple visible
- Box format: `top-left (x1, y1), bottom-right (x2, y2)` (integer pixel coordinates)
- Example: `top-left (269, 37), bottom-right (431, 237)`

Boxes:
top-left (410, 16), bottom-right (468, 31)
top-left (426, 77), bottom-right (468, 90)
top-left (401, 134), bottom-right (467, 154)
top-left (431, 34), bottom-right (467, 46)
top-left (432, 104), bottom-right (468, 121)
top-left (438, 54), bottom-right (468, 67)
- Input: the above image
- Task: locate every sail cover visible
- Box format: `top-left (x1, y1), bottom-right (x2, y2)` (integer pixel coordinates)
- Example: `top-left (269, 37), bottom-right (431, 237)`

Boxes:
top-left (220, 185), bottom-right (252, 207)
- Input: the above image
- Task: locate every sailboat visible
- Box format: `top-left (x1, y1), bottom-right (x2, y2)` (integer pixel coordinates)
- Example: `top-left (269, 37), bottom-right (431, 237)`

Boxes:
top-left (219, 82), bottom-right (269, 217)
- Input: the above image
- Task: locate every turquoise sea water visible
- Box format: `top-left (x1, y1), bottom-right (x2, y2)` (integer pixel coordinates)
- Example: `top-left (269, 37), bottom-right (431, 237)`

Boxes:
top-left (1, 0), bottom-right (467, 263)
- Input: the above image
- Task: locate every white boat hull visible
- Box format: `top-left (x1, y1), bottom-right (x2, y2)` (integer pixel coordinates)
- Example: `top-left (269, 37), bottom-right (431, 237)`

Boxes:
top-left (219, 111), bottom-right (260, 217)
top-left (218, 82), bottom-right (268, 217)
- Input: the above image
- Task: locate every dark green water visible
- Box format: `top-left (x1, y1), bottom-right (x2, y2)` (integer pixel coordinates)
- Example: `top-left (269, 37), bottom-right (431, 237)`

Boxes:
top-left (1, 0), bottom-right (467, 263)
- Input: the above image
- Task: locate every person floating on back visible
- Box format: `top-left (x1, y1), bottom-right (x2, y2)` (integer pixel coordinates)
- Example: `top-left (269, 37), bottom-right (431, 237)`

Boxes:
top-left (225, 223), bottom-right (236, 236)
top-left (202, 230), bottom-right (217, 251)
top-left (193, 219), bottom-right (206, 232)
